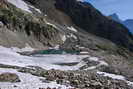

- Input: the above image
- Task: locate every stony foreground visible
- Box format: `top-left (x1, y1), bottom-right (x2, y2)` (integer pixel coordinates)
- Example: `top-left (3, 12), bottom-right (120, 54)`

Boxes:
top-left (0, 64), bottom-right (132, 89)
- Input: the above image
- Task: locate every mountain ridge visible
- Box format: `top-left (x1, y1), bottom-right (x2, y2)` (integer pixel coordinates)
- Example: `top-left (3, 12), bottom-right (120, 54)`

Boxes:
top-left (0, 0), bottom-right (133, 53)
top-left (109, 13), bottom-right (133, 34)
top-left (27, 0), bottom-right (133, 51)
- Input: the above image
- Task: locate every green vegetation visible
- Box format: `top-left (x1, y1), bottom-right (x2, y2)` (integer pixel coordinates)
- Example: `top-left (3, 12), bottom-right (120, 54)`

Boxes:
top-left (0, 3), bottom-right (62, 46)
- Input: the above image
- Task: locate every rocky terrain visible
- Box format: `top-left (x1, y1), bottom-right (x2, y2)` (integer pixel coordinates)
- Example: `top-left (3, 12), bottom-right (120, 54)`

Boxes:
top-left (0, 0), bottom-right (133, 89)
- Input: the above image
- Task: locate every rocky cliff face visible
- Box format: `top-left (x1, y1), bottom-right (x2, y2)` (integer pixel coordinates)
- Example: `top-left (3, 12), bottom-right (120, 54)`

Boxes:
top-left (55, 0), bottom-right (133, 51)
top-left (23, 0), bottom-right (133, 52)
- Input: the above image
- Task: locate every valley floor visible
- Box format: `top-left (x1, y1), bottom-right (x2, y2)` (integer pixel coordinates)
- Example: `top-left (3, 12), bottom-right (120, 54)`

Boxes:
top-left (0, 46), bottom-right (132, 89)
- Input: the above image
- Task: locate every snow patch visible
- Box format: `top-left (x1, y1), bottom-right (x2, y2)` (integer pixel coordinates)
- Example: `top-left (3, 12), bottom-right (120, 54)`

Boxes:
top-left (0, 68), bottom-right (73, 89)
top-left (7, 0), bottom-right (41, 13)
top-left (67, 34), bottom-right (77, 40)
top-left (62, 35), bottom-right (67, 42)
top-left (48, 45), bottom-right (60, 50)
top-left (71, 34), bottom-right (77, 39)
top-left (80, 51), bottom-right (88, 54)
top-left (11, 44), bottom-right (35, 52)
top-left (45, 14), bottom-right (47, 16)
top-left (67, 26), bottom-right (78, 32)
top-left (29, 5), bottom-right (41, 13)
top-left (7, 0), bottom-right (32, 13)
top-left (97, 71), bottom-right (133, 86)
top-left (97, 71), bottom-right (125, 80)
top-left (21, 44), bottom-right (35, 52)
top-left (54, 45), bottom-right (60, 49)
top-left (127, 81), bottom-right (133, 86)
top-left (89, 57), bottom-right (99, 61)
top-left (45, 21), bottom-right (58, 29)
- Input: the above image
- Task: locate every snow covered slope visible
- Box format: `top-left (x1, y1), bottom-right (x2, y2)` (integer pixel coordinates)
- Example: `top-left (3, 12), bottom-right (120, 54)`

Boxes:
top-left (0, 46), bottom-right (87, 70)
top-left (7, 0), bottom-right (31, 13)
top-left (7, 0), bottom-right (41, 13)
top-left (0, 46), bottom-right (109, 70)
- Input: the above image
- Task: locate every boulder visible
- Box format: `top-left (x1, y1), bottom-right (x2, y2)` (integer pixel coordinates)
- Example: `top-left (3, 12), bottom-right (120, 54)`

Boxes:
top-left (0, 72), bottom-right (20, 82)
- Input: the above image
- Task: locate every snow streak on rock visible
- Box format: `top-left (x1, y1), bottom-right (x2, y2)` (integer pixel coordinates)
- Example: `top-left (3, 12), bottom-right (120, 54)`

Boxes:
top-left (97, 71), bottom-right (133, 86)
top-left (67, 26), bottom-right (78, 32)
top-left (7, 0), bottom-right (32, 13)
top-left (7, 0), bottom-right (41, 13)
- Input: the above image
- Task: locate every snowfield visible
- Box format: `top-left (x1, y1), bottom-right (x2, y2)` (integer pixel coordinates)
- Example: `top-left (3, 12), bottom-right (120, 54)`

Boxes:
top-left (0, 46), bottom-right (89, 70)
top-left (0, 45), bottom-right (109, 70)
top-left (7, 0), bottom-right (41, 13)
top-left (0, 68), bottom-right (73, 89)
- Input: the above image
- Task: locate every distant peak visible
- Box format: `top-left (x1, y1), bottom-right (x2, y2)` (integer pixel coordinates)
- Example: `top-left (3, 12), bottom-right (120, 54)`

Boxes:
top-left (110, 13), bottom-right (119, 18)
top-left (109, 13), bottom-right (122, 22)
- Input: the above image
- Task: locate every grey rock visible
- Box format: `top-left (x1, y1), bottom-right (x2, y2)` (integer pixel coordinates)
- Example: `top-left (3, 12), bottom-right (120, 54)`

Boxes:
top-left (0, 73), bottom-right (20, 83)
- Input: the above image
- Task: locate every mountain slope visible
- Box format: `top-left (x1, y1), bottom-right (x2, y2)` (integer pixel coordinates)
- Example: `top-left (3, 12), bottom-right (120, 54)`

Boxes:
top-left (0, 1), bottom-right (64, 49)
top-left (0, 0), bottom-right (132, 66)
top-left (0, 0), bottom-right (133, 89)
top-left (24, 0), bottom-right (133, 51)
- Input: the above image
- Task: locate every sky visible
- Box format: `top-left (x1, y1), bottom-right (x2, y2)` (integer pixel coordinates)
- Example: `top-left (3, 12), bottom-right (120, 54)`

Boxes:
top-left (85, 0), bottom-right (133, 20)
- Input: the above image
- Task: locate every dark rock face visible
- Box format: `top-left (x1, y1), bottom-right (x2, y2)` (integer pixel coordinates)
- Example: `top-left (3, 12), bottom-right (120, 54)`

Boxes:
top-left (109, 13), bottom-right (133, 34)
top-left (54, 0), bottom-right (133, 51)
